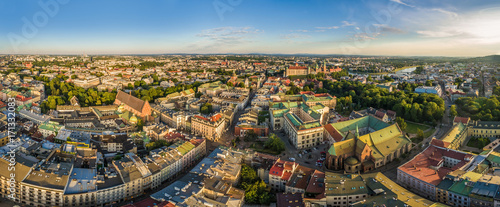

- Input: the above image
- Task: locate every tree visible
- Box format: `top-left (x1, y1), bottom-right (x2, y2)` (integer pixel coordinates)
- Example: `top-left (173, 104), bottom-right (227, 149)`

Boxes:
top-left (396, 117), bottom-right (407, 131)
top-left (367, 75), bottom-right (373, 82)
top-left (200, 103), bottom-right (213, 115)
top-left (238, 165), bottom-right (273, 205)
top-left (195, 92), bottom-right (203, 98)
top-left (227, 82), bottom-right (234, 87)
top-left (264, 134), bottom-right (285, 154)
top-left (417, 129), bottom-right (424, 139)
top-left (450, 105), bottom-right (458, 117)
top-left (137, 119), bottom-right (144, 131)
top-left (244, 130), bottom-right (258, 142)
top-left (425, 80), bottom-right (433, 86)
top-left (240, 164), bottom-right (258, 184)
top-left (238, 82), bottom-right (245, 88)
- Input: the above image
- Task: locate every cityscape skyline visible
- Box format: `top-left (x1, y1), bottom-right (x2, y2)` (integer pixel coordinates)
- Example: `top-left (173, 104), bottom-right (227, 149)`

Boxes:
top-left (2, 0), bottom-right (500, 56)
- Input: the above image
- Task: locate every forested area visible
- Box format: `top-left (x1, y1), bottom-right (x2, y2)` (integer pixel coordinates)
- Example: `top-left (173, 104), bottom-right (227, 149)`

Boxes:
top-left (38, 74), bottom-right (209, 113)
top-left (239, 164), bottom-right (273, 204)
top-left (322, 79), bottom-right (445, 125)
top-left (38, 75), bottom-right (117, 113)
top-left (456, 96), bottom-right (500, 121)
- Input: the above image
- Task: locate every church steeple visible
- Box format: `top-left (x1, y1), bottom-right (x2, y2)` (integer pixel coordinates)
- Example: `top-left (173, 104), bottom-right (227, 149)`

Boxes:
top-left (356, 124), bottom-right (359, 138)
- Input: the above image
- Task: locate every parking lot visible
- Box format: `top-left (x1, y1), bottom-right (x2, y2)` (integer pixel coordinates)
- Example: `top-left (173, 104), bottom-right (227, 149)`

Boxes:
top-left (274, 130), bottom-right (331, 170)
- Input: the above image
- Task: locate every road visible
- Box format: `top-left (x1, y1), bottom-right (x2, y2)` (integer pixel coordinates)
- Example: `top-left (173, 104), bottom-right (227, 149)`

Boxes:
top-left (210, 89), bottom-right (256, 150)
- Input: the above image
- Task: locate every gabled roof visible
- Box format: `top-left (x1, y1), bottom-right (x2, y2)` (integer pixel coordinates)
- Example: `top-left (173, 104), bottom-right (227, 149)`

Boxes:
top-left (453, 116), bottom-right (470, 125)
top-left (116, 90), bottom-right (148, 112)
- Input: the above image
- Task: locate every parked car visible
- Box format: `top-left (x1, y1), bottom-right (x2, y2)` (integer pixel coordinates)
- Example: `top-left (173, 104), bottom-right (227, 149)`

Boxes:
top-left (289, 157), bottom-right (296, 162)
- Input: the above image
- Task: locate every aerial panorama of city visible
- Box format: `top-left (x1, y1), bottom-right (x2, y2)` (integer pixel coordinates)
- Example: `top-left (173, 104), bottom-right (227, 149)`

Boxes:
top-left (1, 1), bottom-right (500, 207)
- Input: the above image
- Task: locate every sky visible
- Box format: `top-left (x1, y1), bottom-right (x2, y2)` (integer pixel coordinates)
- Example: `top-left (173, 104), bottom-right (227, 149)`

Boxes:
top-left (1, 0), bottom-right (500, 56)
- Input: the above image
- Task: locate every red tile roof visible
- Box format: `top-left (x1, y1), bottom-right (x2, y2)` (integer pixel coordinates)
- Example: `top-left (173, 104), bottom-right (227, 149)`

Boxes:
top-left (120, 198), bottom-right (169, 207)
top-left (15, 95), bottom-right (32, 102)
top-left (398, 144), bottom-right (472, 186)
top-left (330, 67), bottom-right (342, 73)
top-left (270, 159), bottom-right (296, 178)
top-left (313, 93), bottom-right (330, 97)
top-left (430, 138), bottom-right (450, 148)
top-left (386, 110), bottom-right (396, 117)
top-left (0, 101), bottom-right (6, 108)
top-left (375, 110), bottom-right (386, 119)
top-left (324, 124), bottom-right (343, 142)
top-left (306, 170), bottom-right (325, 194)
top-left (282, 171), bottom-right (293, 181)
top-left (289, 66), bottom-right (308, 70)
top-left (300, 91), bottom-right (315, 95)
top-left (453, 116), bottom-right (470, 125)
top-left (210, 114), bottom-right (222, 122)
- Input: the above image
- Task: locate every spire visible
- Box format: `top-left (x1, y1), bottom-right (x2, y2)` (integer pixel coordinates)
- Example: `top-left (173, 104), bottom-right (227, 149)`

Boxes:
top-left (356, 124), bottom-right (359, 138)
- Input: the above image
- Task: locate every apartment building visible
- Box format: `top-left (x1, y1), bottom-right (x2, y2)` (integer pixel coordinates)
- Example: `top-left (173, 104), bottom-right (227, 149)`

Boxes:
top-left (191, 114), bottom-right (225, 141)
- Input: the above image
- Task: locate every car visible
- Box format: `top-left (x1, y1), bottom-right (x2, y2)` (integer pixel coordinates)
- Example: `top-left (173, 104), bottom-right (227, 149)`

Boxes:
top-left (289, 157), bottom-right (296, 162)
top-left (305, 161), bottom-right (311, 164)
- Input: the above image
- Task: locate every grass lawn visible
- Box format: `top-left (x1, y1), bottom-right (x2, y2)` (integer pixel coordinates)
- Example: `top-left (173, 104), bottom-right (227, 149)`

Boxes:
top-left (424, 128), bottom-right (436, 138)
top-left (289, 75), bottom-right (307, 80)
top-left (466, 137), bottom-right (491, 149)
top-left (250, 141), bottom-right (281, 155)
top-left (404, 122), bottom-right (431, 134)
top-left (411, 137), bottom-right (423, 143)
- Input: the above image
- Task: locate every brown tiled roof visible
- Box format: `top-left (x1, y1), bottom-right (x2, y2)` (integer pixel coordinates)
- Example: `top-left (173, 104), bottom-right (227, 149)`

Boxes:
top-left (398, 144), bottom-right (472, 186)
top-left (306, 170), bottom-right (325, 194)
top-left (277, 193), bottom-right (304, 207)
top-left (289, 66), bottom-right (308, 69)
top-left (453, 116), bottom-right (470, 125)
top-left (386, 110), bottom-right (396, 117)
top-left (324, 124), bottom-right (343, 142)
top-left (375, 110), bottom-right (386, 119)
top-left (430, 138), bottom-right (450, 148)
top-left (116, 90), bottom-right (147, 112)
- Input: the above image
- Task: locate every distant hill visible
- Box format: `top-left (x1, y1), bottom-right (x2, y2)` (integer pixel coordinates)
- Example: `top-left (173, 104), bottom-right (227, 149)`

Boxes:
top-left (460, 55), bottom-right (500, 64)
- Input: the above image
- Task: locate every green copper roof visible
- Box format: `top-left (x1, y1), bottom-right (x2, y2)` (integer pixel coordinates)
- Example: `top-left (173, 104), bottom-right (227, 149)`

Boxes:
top-left (39, 123), bottom-right (62, 132)
top-left (330, 116), bottom-right (390, 137)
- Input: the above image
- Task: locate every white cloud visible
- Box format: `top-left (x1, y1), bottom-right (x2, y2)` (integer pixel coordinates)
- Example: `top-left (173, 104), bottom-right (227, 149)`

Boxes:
top-left (390, 0), bottom-right (414, 8)
top-left (291, 29), bottom-right (310, 33)
top-left (431, 8), bottom-right (458, 18)
top-left (315, 26), bottom-right (339, 30)
top-left (281, 33), bottom-right (311, 40)
top-left (342, 21), bottom-right (356, 27)
top-left (373, 24), bottom-right (405, 34)
top-left (197, 27), bottom-right (261, 44)
top-left (416, 30), bottom-right (461, 38)
top-left (416, 7), bottom-right (500, 44)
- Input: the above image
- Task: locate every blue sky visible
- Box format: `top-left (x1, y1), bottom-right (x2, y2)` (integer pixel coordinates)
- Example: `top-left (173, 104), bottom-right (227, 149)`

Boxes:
top-left (1, 0), bottom-right (500, 56)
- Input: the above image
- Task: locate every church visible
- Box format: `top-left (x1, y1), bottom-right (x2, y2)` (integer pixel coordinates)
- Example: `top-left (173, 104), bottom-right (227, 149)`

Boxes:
top-left (324, 115), bottom-right (412, 173)
top-left (114, 90), bottom-right (152, 121)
